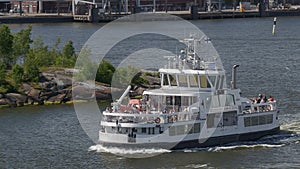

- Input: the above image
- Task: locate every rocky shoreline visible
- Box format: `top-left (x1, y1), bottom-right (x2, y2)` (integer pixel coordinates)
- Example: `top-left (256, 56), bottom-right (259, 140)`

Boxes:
top-left (0, 69), bottom-right (160, 108)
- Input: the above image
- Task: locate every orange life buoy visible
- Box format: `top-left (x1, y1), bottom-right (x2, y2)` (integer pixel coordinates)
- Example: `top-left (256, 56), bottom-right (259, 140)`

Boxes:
top-left (155, 117), bottom-right (161, 124)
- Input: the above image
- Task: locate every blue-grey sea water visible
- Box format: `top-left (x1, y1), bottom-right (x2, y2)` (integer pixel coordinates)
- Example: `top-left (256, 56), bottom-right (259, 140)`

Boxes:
top-left (1, 16), bottom-right (300, 168)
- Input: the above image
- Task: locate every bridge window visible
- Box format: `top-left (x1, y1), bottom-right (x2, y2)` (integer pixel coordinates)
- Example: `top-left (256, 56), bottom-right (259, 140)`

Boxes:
top-left (216, 75), bottom-right (225, 89)
top-left (208, 76), bottom-right (216, 87)
top-left (189, 75), bottom-right (199, 87)
top-left (162, 73), bottom-right (169, 86)
top-left (178, 74), bottom-right (188, 87)
top-left (169, 74), bottom-right (177, 86)
top-left (200, 75), bottom-right (211, 88)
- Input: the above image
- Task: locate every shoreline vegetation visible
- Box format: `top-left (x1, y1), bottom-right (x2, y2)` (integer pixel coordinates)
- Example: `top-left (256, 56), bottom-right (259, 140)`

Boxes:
top-left (0, 24), bottom-right (160, 108)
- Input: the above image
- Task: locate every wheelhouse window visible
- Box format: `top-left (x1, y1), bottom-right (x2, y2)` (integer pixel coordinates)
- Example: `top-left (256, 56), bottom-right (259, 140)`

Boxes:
top-left (200, 75), bottom-right (211, 88)
top-left (189, 75), bottom-right (199, 87)
top-left (161, 73), bottom-right (169, 86)
top-left (178, 74), bottom-right (188, 87)
top-left (208, 76), bottom-right (216, 87)
top-left (216, 75), bottom-right (225, 89)
top-left (170, 74), bottom-right (177, 86)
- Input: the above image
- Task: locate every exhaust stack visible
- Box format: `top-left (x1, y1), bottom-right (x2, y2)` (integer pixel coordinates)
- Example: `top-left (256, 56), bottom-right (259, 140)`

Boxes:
top-left (231, 65), bottom-right (239, 89)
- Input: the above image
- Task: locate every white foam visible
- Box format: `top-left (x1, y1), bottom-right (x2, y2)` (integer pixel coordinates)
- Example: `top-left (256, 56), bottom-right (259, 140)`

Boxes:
top-left (207, 143), bottom-right (285, 152)
top-left (89, 144), bottom-right (171, 158)
top-left (185, 164), bottom-right (209, 168)
top-left (281, 121), bottom-right (300, 134)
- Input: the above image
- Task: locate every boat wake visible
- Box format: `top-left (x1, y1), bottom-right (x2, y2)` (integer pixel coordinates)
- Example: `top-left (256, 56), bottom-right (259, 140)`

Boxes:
top-left (281, 120), bottom-right (300, 134)
top-left (88, 144), bottom-right (171, 158)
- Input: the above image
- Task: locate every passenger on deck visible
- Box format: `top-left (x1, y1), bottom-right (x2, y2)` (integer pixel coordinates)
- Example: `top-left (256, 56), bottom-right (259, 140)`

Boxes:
top-left (256, 94), bottom-right (262, 104)
top-left (268, 96), bottom-right (274, 102)
top-left (255, 98), bottom-right (261, 104)
top-left (260, 95), bottom-right (268, 103)
top-left (263, 95), bottom-right (268, 103)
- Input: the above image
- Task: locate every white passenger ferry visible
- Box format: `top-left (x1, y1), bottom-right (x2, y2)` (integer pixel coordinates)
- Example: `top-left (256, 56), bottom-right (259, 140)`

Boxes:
top-left (99, 37), bottom-right (280, 150)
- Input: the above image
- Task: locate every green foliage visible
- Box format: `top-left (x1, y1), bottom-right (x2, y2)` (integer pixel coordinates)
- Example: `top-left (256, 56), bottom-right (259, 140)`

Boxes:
top-left (144, 71), bottom-right (160, 77)
top-left (25, 37), bottom-right (52, 68)
top-left (112, 66), bottom-right (148, 87)
top-left (74, 46), bottom-right (97, 81)
top-left (0, 61), bottom-right (5, 84)
top-left (24, 63), bottom-right (39, 82)
top-left (12, 64), bottom-right (24, 84)
top-left (55, 40), bottom-right (76, 67)
top-left (62, 41), bottom-right (75, 59)
top-left (96, 60), bottom-right (115, 84)
top-left (132, 72), bottom-right (149, 85)
top-left (13, 25), bottom-right (32, 57)
top-left (0, 25), bottom-right (13, 67)
top-left (0, 82), bottom-right (17, 94)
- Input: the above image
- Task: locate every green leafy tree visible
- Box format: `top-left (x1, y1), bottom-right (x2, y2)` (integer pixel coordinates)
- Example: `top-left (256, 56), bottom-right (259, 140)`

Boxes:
top-left (12, 64), bottom-right (24, 84)
top-left (112, 66), bottom-right (148, 88)
top-left (52, 38), bottom-right (63, 66)
top-left (96, 60), bottom-right (115, 84)
top-left (62, 41), bottom-right (75, 59)
top-left (0, 25), bottom-right (13, 67)
top-left (0, 61), bottom-right (5, 84)
top-left (13, 26), bottom-right (32, 58)
top-left (24, 62), bottom-right (39, 82)
top-left (25, 36), bottom-right (52, 68)
top-left (55, 40), bottom-right (76, 67)
top-left (74, 46), bottom-right (97, 81)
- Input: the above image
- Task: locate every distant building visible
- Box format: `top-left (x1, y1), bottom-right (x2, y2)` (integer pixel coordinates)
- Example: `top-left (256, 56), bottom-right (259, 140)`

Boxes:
top-left (8, 0), bottom-right (71, 14)
top-left (10, 1), bottom-right (38, 13)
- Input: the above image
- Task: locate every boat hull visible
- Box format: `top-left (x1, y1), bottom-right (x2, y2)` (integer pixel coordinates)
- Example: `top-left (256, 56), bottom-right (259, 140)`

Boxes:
top-left (99, 126), bottom-right (280, 150)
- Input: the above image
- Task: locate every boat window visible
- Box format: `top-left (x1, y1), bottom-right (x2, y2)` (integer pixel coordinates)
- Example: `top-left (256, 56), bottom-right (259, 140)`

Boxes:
top-left (178, 74), bottom-right (188, 87)
top-left (244, 114), bottom-right (273, 127)
top-left (219, 75), bottom-right (225, 89)
top-left (207, 113), bottom-right (221, 128)
top-left (266, 114), bottom-right (273, 124)
top-left (259, 115), bottom-right (266, 125)
top-left (181, 96), bottom-right (189, 106)
top-left (205, 94), bottom-right (235, 109)
top-left (219, 94), bottom-right (235, 106)
top-left (149, 95), bottom-right (162, 111)
top-left (175, 96), bottom-right (181, 112)
top-left (162, 73), bottom-right (169, 86)
top-left (169, 74), bottom-right (177, 86)
top-left (200, 75), bottom-right (211, 88)
top-left (252, 116), bottom-right (259, 126)
top-left (189, 75), bottom-right (199, 87)
top-left (169, 123), bottom-right (201, 136)
top-left (166, 96), bottom-right (173, 105)
top-left (225, 94), bottom-right (235, 106)
top-left (193, 123), bottom-right (200, 133)
top-left (206, 95), bottom-right (219, 108)
top-left (244, 117), bottom-right (251, 127)
top-left (142, 128), bottom-right (146, 133)
top-left (208, 76), bottom-right (216, 87)
top-left (223, 111), bottom-right (237, 126)
top-left (215, 75), bottom-right (222, 89)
